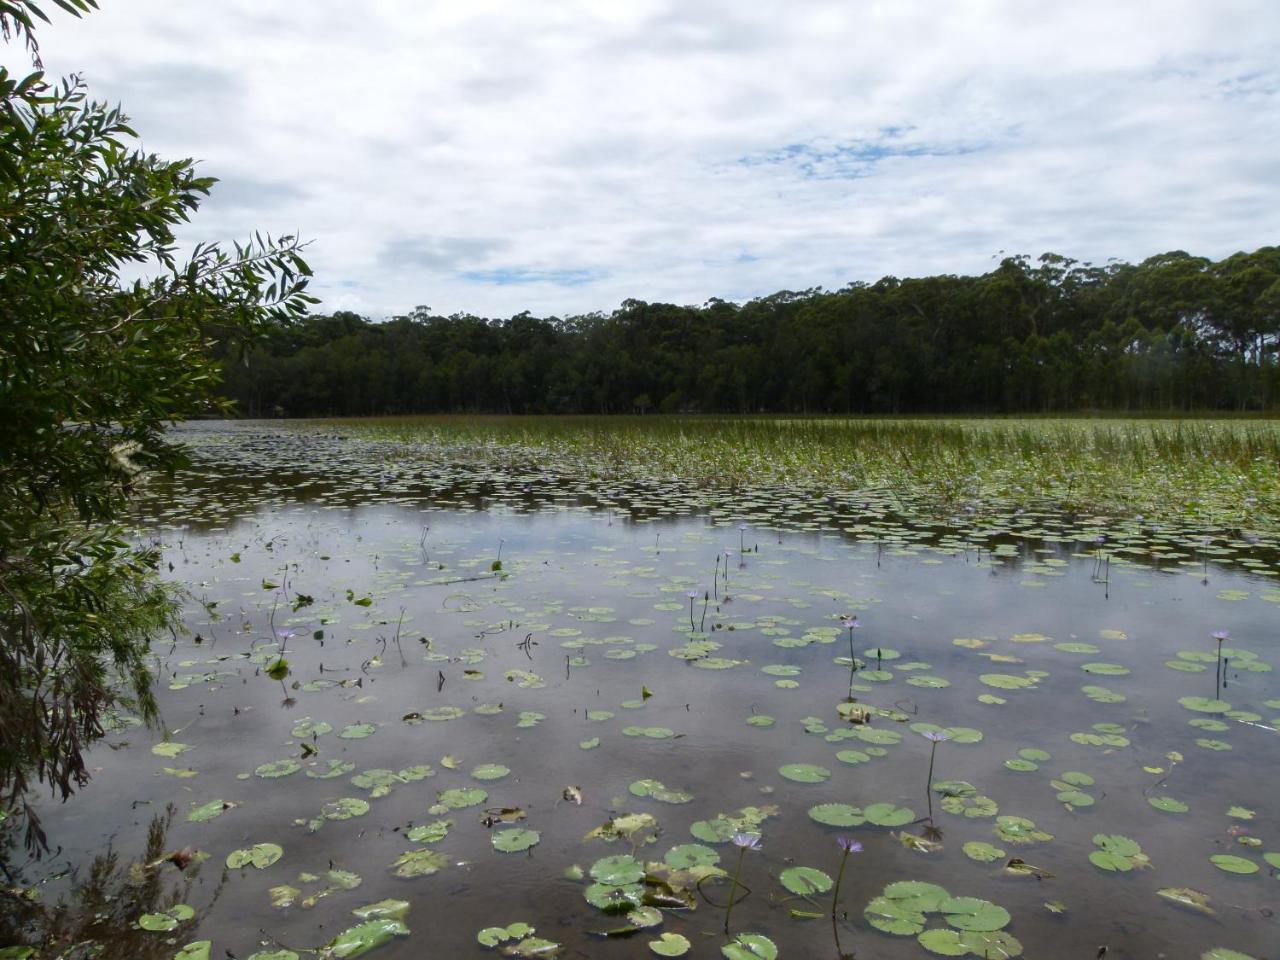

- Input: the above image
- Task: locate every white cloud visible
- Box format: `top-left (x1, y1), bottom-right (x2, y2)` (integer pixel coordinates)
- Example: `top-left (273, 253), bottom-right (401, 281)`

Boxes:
top-left (16, 0), bottom-right (1280, 317)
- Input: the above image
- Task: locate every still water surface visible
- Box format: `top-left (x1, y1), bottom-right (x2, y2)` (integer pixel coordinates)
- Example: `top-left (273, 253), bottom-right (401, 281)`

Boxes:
top-left (24, 423), bottom-right (1280, 960)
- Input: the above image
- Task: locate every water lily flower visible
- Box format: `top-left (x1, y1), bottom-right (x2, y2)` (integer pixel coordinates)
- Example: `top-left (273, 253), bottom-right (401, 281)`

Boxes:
top-left (1212, 630), bottom-right (1229, 641)
top-left (836, 837), bottom-right (862, 853)
top-left (731, 832), bottom-right (762, 850)
top-left (922, 730), bottom-right (950, 743)
top-left (723, 832), bottom-right (761, 933)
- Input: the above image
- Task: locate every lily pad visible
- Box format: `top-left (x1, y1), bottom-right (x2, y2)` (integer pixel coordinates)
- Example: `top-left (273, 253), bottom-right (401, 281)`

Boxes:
top-left (591, 855), bottom-right (645, 886)
top-left (1210, 854), bottom-right (1258, 875)
top-left (721, 933), bottom-right (777, 960)
top-left (226, 842), bottom-right (283, 869)
top-left (321, 919), bottom-right (409, 958)
top-left (778, 763), bottom-right (831, 784)
top-left (390, 848), bottom-right (448, 878)
top-left (493, 829), bottom-right (541, 853)
top-left (649, 932), bottom-right (691, 956)
top-left (779, 866), bottom-right (833, 895)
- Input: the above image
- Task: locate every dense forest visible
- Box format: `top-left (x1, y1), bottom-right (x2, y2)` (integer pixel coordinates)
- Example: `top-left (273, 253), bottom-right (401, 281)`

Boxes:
top-left (217, 247), bottom-right (1280, 415)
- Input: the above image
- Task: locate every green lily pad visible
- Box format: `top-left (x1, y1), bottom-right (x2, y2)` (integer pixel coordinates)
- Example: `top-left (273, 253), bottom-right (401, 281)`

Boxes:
top-left (1178, 697), bottom-right (1230, 714)
top-left (352, 900), bottom-right (410, 921)
top-left (808, 803), bottom-right (864, 827)
top-left (649, 932), bottom-right (691, 956)
top-left (584, 881), bottom-right (644, 913)
top-left (322, 919), bottom-right (409, 958)
top-left (406, 820), bottom-right (452, 844)
top-left (940, 896), bottom-right (1010, 931)
top-left (962, 841), bottom-right (1006, 863)
top-left (1149, 796), bottom-right (1188, 813)
top-left (477, 922), bottom-right (535, 947)
top-left (1210, 855), bottom-right (1258, 875)
top-left (721, 933), bottom-right (777, 960)
top-left (630, 779), bottom-right (694, 803)
top-left (322, 798), bottom-right (371, 821)
top-left (137, 904), bottom-right (194, 932)
top-left (779, 866), bottom-right (833, 895)
top-left (226, 842), bottom-right (283, 869)
top-left (255, 759), bottom-right (301, 779)
top-left (471, 763), bottom-right (510, 781)
top-left (864, 802), bottom-right (915, 826)
top-left (917, 929), bottom-right (968, 956)
top-left (174, 943), bottom-right (211, 960)
top-left (436, 787), bottom-right (487, 810)
top-left (664, 844), bottom-right (720, 869)
top-left (390, 848), bottom-right (448, 877)
top-left (778, 763), bottom-right (831, 784)
top-left (492, 829), bottom-right (540, 853)
top-left (591, 855), bottom-right (645, 886)
top-left (151, 741), bottom-right (192, 758)
top-left (187, 799), bottom-right (234, 823)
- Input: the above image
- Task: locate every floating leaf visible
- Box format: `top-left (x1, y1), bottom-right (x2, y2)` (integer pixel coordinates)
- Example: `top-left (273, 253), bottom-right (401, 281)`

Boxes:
top-left (649, 932), bottom-right (691, 956)
top-left (321, 919), bottom-right (409, 958)
top-left (322, 798), bottom-right (370, 821)
top-left (352, 900), bottom-right (410, 921)
top-left (778, 763), bottom-right (831, 784)
top-left (808, 803), bottom-right (864, 827)
top-left (1157, 887), bottom-right (1214, 915)
top-left (226, 843), bottom-right (283, 869)
top-left (255, 759), bottom-right (301, 779)
top-left (390, 848), bottom-right (448, 878)
top-left (407, 820), bottom-right (451, 844)
top-left (664, 844), bottom-right (720, 869)
top-left (864, 802), bottom-right (914, 826)
top-left (187, 799), bottom-right (234, 823)
top-left (720, 933), bottom-right (777, 960)
top-left (779, 866), bottom-right (833, 895)
top-left (493, 829), bottom-right (541, 853)
top-left (137, 904), bottom-right (194, 932)
top-left (436, 787), bottom-right (487, 810)
top-left (1209, 854), bottom-right (1258, 875)
top-left (962, 841), bottom-right (1006, 863)
top-left (591, 855), bottom-right (645, 886)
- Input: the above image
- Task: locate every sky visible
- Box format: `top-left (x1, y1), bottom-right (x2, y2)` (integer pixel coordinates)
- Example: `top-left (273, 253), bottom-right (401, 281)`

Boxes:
top-left (15, 0), bottom-right (1280, 319)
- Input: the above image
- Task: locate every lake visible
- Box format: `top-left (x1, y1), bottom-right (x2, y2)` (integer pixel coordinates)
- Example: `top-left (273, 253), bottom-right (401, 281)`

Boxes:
top-left (15, 419), bottom-right (1279, 960)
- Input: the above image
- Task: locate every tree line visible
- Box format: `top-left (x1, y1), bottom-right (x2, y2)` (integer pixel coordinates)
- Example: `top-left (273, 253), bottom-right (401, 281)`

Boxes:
top-left (218, 248), bottom-right (1280, 417)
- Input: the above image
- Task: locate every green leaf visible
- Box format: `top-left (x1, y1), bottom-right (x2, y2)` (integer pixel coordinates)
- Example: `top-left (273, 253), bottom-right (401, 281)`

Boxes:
top-left (721, 933), bottom-right (777, 960)
top-left (649, 932), bottom-right (691, 956)
top-left (226, 842), bottom-right (283, 869)
top-left (779, 866), bottom-right (833, 895)
top-left (1210, 854), bottom-right (1259, 875)
top-left (492, 829), bottom-right (540, 853)
top-left (321, 919), bottom-right (409, 958)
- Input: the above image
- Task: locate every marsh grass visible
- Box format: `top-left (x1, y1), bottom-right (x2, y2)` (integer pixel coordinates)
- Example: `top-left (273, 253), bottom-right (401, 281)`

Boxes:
top-left (325, 415), bottom-right (1280, 529)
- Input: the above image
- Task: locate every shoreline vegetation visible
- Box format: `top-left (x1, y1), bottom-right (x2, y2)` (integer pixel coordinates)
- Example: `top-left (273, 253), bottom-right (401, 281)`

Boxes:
top-left (215, 246), bottom-right (1280, 419)
top-left (243, 415), bottom-right (1280, 533)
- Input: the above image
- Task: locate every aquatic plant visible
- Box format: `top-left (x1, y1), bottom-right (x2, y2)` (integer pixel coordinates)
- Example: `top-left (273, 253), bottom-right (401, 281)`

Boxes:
top-left (722, 832), bottom-right (760, 935)
top-left (922, 730), bottom-right (950, 821)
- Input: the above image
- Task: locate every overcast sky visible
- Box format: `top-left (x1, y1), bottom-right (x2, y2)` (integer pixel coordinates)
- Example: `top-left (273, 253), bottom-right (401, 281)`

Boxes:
top-left (17, 0), bottom-right (1280, 319)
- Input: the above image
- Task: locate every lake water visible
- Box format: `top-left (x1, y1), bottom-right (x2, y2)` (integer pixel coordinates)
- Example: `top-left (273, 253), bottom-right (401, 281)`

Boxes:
top-left (16, 421), bottom-right (1279, 960)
